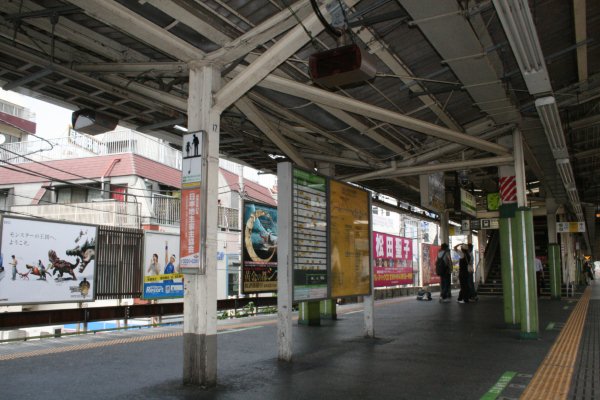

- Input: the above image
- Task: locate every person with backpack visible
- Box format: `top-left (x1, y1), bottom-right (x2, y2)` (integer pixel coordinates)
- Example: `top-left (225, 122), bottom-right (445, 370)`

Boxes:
top-left (454, 243), bottom-right (472, 303)
top-left (437, 243), bottom-right (452, 303)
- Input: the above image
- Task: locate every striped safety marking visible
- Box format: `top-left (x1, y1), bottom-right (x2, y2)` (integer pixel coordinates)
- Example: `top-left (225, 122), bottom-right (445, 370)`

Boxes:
top-left (499, 176), bottom-right (517, 203)
top-left (520, 287), bottom-right (591, 400)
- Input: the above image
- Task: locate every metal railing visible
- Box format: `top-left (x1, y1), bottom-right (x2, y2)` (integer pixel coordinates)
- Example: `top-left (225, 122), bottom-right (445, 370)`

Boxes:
top-left (149, 194), bottom-right (180, 226)
top-left (10, 200), bottom-right (142, 228)
top-left (218, 206), bottom-right (240, 230)
top-left (0, 129), bottom-right (182, 170)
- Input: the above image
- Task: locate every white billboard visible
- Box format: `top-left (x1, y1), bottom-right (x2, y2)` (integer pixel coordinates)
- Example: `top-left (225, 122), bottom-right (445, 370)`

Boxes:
top-left (0, 217), bottom-right (97, 305)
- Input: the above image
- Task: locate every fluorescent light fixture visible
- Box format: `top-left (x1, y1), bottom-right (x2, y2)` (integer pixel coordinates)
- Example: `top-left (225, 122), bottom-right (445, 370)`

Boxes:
top-left (555, 158), bottom-right (575, 189)
top-left (535, 96), bottom-right (568, 156)
top-left (493, 0), bottom-right (551, 94)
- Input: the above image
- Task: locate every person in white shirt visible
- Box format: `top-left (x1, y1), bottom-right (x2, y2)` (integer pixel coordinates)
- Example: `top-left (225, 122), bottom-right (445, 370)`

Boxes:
top-left (535, 256), bottom-right (544, 297)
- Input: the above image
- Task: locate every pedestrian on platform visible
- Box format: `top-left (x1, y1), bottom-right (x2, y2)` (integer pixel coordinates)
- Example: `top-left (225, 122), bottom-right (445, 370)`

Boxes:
top-left (454, 243), bottom-right (471, 303)
top-left (438, 243), bottom-right (452, 303)
top-left (535, 256), bottom-right (545, 296)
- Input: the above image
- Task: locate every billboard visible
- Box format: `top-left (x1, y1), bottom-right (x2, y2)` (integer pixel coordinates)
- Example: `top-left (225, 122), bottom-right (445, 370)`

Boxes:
top-left (373, 232), bottom-right (413, 287)
top-left (330, 180), bottom-right (371, 298)
top-left (242, 201), bottom-right (278, 293)
top-left (0, 217), bottom-right (97, 305)
top-left (143, 231), bottom-right (183, 299)
top-left (421, 243), bottom-right (441, 286)
top-left (180, 188), bottom-right (201, 272)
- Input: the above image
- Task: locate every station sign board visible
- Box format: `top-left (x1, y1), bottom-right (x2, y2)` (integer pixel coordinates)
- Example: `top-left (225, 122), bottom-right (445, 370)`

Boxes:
top-left (556, 222), bottom-right (585, 233)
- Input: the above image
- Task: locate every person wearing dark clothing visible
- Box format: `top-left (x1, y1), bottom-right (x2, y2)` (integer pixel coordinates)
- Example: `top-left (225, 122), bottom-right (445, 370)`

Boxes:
top-left (192, 134), bottom-right (200, 156)
top-left (454, 243), bottom-right (471, 303)
top-left (466, 243), bottom-right (478, 301)
top-left (438, 243), bottom-right (452, 303)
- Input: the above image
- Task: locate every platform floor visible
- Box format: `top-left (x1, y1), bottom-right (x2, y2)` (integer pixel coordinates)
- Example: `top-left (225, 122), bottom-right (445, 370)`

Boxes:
top-left (0, 280), bottom-right (598, 400)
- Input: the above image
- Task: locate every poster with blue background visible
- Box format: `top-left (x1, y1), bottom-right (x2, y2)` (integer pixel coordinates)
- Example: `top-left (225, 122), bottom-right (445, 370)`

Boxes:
top-left (142, 231), bottom-right (183, 299)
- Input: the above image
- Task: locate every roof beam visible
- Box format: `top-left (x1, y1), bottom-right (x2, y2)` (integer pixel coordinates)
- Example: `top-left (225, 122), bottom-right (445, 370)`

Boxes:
top-left (574, 0), bottom-right (588, 82)
top-left (351, 156), bottom-right (514, 181)
top-left (143, 0), bottom-right (231, 46)
top-left (352, 25), bottom-right (462, 131)
top-left (235, 97), bottom-right (312, 169)
top-left (67, 0), bottom-right (203, 61)
top-left (253, 72), bottom-right (510, 155)
top-left (207, 0), bottom-right (312, 65)
top-left (212, 0), bottom-right (359, 113)
top-left (4, 0), bottom-right (150, 63)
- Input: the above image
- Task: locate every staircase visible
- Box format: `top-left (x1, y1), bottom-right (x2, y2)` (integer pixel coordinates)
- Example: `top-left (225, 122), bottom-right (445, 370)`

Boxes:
top-left (477, 263), bottom-right (503, 296)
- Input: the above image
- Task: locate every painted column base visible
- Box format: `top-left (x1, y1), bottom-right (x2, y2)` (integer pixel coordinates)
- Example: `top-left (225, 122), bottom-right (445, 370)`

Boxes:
top-left (298, 301), bottom-right (321, 326)
top-left (548, 243), bottom-right (561, 300)
top-left (320, 299), bottom-right (337, 320)
top-left (183, 333), bottom-right (217, 387)
top-left (519, 331), bottom-right (539, 340)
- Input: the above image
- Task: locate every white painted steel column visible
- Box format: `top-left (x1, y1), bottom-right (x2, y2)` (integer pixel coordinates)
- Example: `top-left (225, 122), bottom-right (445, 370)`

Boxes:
top-left (277, 162), bottom-right (293, 361)
top-left (364, 195), bottom-right (375, 338)
top-left (546, 197), bottom-right (558, 243)
top-left (513, 129), bottom-right (527, 208)
top-left (183, 62), bottom-right (221, 386)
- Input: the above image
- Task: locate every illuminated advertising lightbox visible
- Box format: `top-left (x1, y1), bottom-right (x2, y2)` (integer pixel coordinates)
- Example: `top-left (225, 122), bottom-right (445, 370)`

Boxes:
top-left (242, 201), bottom-right (278, 293)
top-left (142, 231), bottom-right (183, 299)
top-left (373, 232), bottom-right (413, 287)
top-left (0, 217), bottom-right (97, 305)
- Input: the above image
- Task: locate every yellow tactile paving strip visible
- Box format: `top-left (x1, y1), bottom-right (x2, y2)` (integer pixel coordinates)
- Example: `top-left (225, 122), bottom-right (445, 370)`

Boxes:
top-left (520, 287), bottom-right (591, 400)
top-left (0, 331), bottom-right (182, 361)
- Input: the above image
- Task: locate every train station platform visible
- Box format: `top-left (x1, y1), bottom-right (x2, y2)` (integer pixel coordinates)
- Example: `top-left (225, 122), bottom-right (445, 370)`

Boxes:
top-left (1, 280), bottom-right (598, 400)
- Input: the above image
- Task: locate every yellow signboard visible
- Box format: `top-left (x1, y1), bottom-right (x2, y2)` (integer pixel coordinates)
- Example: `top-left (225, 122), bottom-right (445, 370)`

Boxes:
top-left (329, 180), bottom-right (371, 298)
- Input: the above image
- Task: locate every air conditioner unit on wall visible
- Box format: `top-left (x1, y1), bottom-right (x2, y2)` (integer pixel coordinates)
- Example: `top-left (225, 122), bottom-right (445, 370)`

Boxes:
top-left (309, 44), bottom-right (377, 88)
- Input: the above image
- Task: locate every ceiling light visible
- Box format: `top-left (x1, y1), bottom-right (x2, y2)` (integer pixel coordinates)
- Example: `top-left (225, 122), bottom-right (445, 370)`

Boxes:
top-left (492, 0), bottom-right (551, 94)
top-left (535, 96), bottom-right (568, 156)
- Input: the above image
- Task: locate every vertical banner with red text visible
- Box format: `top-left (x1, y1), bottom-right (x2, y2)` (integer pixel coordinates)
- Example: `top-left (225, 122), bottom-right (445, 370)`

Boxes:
top-left (373, 232), bottom-right (413, 287)
top-left (180, 188), bottom-right (200, 270)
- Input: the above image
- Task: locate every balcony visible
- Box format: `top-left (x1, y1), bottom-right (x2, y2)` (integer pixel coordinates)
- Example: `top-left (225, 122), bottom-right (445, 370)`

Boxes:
top-left (0, 129), bottom-right (181, 170)
top-left (148, 194), bottom-right (180, 226)
top-left (11, 200), bottom-right (142, 228)
top-left (218, 206), bottom-right (240, 231)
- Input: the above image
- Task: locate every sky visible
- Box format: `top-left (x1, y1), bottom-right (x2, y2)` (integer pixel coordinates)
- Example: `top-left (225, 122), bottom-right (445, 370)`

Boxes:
top-left (0, 88), bottom-right (72, 139)
top-left (0, 88), bottom-right (277, 187)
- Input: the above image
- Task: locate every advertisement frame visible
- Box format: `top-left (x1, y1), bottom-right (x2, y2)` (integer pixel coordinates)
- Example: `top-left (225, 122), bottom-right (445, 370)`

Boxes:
top-left (0, 215), bottom-right (98, 306)
top-left (141, 231), bottom-right (184, 300)
top-left (241, 200), bottom-right (278, 294)
top-left (329, 179), bottom-right (372, 298)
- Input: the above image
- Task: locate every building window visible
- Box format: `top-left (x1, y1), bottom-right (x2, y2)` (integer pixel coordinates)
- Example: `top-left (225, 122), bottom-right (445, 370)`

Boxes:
top-left (228, 273), bottom-right (239, 297)
top-left (0, 189), bottom-right (9, 211)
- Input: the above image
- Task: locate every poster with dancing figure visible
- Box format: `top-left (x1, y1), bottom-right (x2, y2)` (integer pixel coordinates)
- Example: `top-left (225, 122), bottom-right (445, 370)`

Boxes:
top-left (0, 216), bottom-right (97, 305)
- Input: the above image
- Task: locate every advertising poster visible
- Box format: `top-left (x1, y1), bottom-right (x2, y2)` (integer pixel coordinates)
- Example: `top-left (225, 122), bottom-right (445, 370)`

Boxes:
top-left (242, 201), bottom-right (278, 293)
top-left (180, 188), bottom-right (201, 272)
top-left (330, 180), bottom-right (371, 298)
top-left (292, 168), bottom-right (328, 301)
top-left (0, 217), bottom-right (97, 305)
top-left (142, 231), bottom-right (183, 299)
top-left (421, 243), bottom-right (441, 285)
top-left (373, 232), bottom-right (413, 287)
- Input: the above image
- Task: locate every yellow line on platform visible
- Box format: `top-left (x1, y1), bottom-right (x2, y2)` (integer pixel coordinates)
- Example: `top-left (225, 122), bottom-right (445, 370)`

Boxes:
top-left (520, 287), bottom-right (591, 400)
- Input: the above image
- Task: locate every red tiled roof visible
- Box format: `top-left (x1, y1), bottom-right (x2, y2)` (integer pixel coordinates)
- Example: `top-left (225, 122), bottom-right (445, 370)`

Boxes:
top-left (0, 154), bottom-right (180, 187)
top-left (219, 168), bottom-right (276, 206)
top-left (0, 111), bottom-right (36, 135)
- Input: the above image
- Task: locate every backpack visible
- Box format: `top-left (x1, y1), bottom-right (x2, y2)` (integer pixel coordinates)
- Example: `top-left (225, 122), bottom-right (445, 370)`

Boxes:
top-left (435, 251), bottom-right (447, 275)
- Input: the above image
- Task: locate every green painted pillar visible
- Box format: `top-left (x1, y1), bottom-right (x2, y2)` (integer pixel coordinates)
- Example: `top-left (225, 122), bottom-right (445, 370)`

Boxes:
top-left (548, 243), bottom-right (561, 300)
top-left (499, 205), bottom-right (519, 327)
top-left (298, 301), bottom-right (321, 326)
top-left (514, 208), bottom-right (539, 339)
top-left (320, 299), bottom-right (337, 320)
top-left (576, 257), bottom-right (583, 285)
